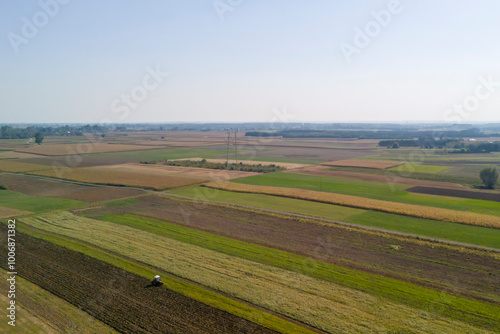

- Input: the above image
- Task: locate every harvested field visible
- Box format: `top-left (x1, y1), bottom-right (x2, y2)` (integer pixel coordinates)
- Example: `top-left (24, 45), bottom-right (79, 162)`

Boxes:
top-left (28, 167), bottom-right (203, 190)
top-left (321, 159), bottom-right (404, 169)
top-left (0, 174), bottom-right (145, 202)
top-left (22, 212), bottom-right (495, 333)
top-left (81, 194), bottom-right (500, 304)
top-left (235, 146), bottom-right (375, 162)
top-left (19, 156), bottom-right (139, 167)
top-left (0, 160), bottom-right (51, 173)
top-left (0, 224), bottom-right (277, 334)
top-left (408, 186), bottom-right (500, 202)
top-left (0, 151), bottom-right (41, 159)
top-left (288, 166), bottom-right (468, 190)
top-left (0, 205), bottom-right (31, 218)
top-left (96, 163), bottom-right (260, 180)
top-left (15, 143), bottom-right (161, 156)
top-left (203, 181), bottom-right (500, 228)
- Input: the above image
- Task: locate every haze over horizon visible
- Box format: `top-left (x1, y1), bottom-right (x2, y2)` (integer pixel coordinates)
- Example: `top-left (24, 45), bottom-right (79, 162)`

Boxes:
top-left (1, 0), bottom-right (500, 124)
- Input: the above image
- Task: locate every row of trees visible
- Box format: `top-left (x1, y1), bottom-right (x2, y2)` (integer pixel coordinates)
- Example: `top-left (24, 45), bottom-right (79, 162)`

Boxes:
top-left (0, 125), bottom-right (108, 139)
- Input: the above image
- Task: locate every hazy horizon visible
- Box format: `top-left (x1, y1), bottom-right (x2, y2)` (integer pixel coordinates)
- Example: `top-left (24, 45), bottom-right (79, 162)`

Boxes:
top-left (2, 0), bottom-right (500, 124)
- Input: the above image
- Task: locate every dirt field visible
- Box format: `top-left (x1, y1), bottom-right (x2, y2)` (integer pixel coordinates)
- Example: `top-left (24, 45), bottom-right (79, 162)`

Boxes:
top-left (0, 174), bottom-right (145, 202)
top-left (407, 186), bottom-right (500, 202)
top-left (97, 163), bottom-right (260, 179)
top-left (28, 167), bottom-right (205, 190)
top-left (287, 166), bottom-right (469, 190)
top-left (15, 143), bottom-right (162, 156)
top-left (0, 205), bottom-right (31, 218)
top-left (81, 195), bottom-right (500, 305)
top-left (0, 225), bottom-right (277, 334)
top-left (321, 159), bottom-right (404, 169)
top-left (0, 160), bottom-right (51, 173)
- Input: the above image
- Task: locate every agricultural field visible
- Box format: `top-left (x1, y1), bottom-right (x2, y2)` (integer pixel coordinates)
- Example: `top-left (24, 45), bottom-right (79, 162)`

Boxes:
top-left (1, 130), bottom-right (499, 333)
top-left (321, 159), bottom-right (404, 169)
top-left (19, 211), bottom-right (499, 333)
top-left (14, 143), bottom-right (163, 156)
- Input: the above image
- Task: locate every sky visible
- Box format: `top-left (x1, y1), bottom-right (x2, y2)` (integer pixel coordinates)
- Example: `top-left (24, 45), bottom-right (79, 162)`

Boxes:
top-left (1, 0), bottom-right (500, 124)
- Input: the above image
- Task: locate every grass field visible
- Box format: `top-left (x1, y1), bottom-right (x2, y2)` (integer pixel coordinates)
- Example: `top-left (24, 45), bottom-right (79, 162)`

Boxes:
top-left (389, 163), bottom-right (451, 174)
top-left (20, 211), bottom-right (499, 333)
top-left (168, 186), bottom-right (500, 248)
top-left (231, 172), bottom-right (500, 216)
top-left (0, 190), bottom-right (85, 213)
top-left (0, 160), bottom-right (51, 173)
top-left (0, 205), bottom-right (31, 218)
top-left (0, 271), bottom-right (118, 334)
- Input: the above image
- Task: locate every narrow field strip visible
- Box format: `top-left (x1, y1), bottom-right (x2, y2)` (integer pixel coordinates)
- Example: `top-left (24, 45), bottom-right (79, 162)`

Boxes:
top-left (21, 212), bottom-right (499, 333)
top-left (0, 271), bottom-right (118, 333)
top-left (203, 181), bottom-right (500, 228)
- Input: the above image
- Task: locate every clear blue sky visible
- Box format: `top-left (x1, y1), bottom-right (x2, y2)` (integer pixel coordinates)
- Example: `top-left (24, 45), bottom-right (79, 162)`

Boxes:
top-left (1, 0), bottom-right (499, 123)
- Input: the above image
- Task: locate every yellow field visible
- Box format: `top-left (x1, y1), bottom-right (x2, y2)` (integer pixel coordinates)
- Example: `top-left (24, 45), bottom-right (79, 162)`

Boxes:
top-left (321, 159), bottom-right (404, 169)
top-left (29, 167), bottom-right (203, 190)
top-left (0, 160), bottom-right (50, 173)
top-left (14, 143), bottom-right (161, 156)
top-left (0, 206), bottom-right (31, 218)
top-left (21, 211), bottom-right (491, 334)
top-left (203, 181), bottom-right (500, 228)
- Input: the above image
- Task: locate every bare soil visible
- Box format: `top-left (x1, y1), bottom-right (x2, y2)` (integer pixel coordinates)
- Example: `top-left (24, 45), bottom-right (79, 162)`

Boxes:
top-left (0, 173), bottom-right (145, 202)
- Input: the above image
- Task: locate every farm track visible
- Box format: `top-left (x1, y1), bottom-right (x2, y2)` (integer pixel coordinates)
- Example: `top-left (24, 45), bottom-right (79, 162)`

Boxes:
top-left (2, 170), bottom-right (499, 252)
top-left (0, 224), bottom-right (278, 334)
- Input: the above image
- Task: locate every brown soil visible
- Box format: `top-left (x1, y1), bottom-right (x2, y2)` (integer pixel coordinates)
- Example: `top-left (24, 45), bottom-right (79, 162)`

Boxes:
top-left (288, 166), bottom-right (468, 190)
top-left (82, 195), bottom-right (500, 305)
top-left (321, 160), bottom-right (403, 169)
top-left (407, 186), bottom-right (500, 202)
top-left (0, 224), bottom-right (278, 334)
top-left (0, 173), bottom-right (145, 203)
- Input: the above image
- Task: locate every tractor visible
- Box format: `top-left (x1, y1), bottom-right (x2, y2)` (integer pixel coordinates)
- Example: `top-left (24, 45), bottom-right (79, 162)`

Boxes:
top-left (152, 275), bottom-right (163, 287)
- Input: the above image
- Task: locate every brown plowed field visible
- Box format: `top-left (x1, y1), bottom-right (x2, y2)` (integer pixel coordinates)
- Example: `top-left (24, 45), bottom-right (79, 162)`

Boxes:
top-left (407, 186), bottom-right (500, 202)
top-left (0, 173), bottom-right (145, 202)
top-left (0, 225), bottom-right (277, 334)
top-left (82, 195), bottom-right (500, 305)
top-left (288, 166), bottom-right (468, 190)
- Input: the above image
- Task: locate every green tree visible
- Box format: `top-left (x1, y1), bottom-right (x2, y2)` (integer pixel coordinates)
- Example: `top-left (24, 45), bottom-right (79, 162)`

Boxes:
top-left (34, 132), bottom-right (44, 145)
top-left (392, 142), bottom-right (399, 149)
top-left (480, 167), bottom-right (498, 189)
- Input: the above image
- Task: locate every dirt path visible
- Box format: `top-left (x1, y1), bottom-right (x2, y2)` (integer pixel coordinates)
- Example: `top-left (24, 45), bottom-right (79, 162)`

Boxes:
top-left (0, 225), bottom-right (278, 334)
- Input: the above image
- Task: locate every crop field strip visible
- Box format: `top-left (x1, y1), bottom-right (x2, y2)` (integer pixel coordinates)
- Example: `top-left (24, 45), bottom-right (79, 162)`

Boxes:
top-left (14, 143), bottom-right (164, 156)
top-left (0, 224), bottom-right (280, 334)
top-left (20, 211), bottom-right (500, 333)
top-left (407, 186), bottom-right (500, 202)
top-left (81, 194), bottom-right (500, 304)
top-left (167, 187), bottom-right (500, 248)
top-left (230, 172), bottom-right (500, 216)
top-left (27, 166), bottom-right (207, 190)
top-left (0, 271), bottom-right (118, 333)
top-left (321, 159), bottom-right (404, 169)
top-left (204, 181), bottom-right (500, 228)
top-left (0, 173), bottom-right (146, 202)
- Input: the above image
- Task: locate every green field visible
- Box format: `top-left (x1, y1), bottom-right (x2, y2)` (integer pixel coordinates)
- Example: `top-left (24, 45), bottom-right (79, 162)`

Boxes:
top-left (20, 212), bottom-right (500, 332)
top-left (231, 172), bottom-right (500, 216)
top-left (388, 163), bottom-right (450, 174)
top-left (0, 190), bottom-right (85, 213)
top-left (168, 186), bottom-right (500, 248)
